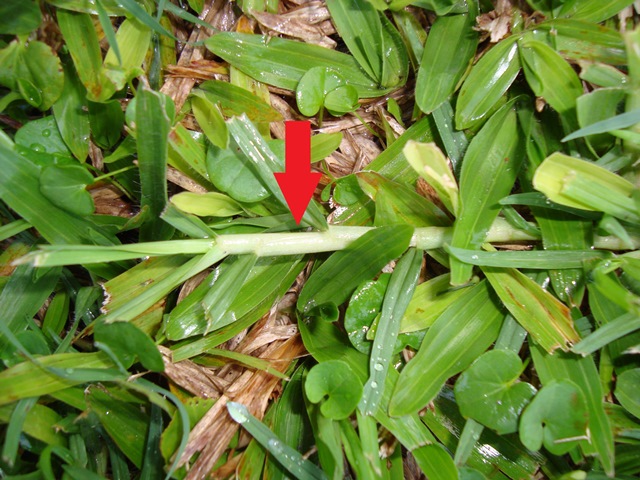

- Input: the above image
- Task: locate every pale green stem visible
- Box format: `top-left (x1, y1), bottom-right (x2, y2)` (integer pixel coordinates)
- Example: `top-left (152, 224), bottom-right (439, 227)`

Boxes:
top-left (17, 217), bottom-right (639, 267)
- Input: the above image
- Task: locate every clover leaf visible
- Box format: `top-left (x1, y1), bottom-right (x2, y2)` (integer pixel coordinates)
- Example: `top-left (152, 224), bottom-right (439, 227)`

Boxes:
top-left (519, 380), bottom-right (589, 455)
top-left (455, 349), bottom-right (537, 434)
top-left (296, 66), bottom-right (359, 118)
top-left (304, 360), bottom-right (363, 420)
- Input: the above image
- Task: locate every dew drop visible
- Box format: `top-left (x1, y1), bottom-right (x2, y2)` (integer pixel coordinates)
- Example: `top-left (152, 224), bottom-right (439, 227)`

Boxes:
top-left (374, 363), bottom-right (384, 371)
top-left (42, 129), bottom-right (51, 137)
top-left (370, 381), bottom-right (378, 389)
top-left (268, 438), bottom-right (281, 451)
top-left (30, 143), bottom-right (45, 152)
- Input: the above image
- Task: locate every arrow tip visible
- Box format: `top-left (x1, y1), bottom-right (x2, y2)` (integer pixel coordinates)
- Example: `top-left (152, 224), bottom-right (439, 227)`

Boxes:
top-left (275, 172), bottom-right (322, 224)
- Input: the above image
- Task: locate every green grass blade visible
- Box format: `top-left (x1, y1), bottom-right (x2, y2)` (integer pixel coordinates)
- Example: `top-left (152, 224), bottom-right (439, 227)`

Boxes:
top-left (389, 281), bottom-right (504, 416)
top-left (456, 36), bottom-right (521, 129)
top-left (563, 109), bottom-right (640, 141)
top-left (297, 225), bottom-right (413, 316)
top-left (483, 265), bottom-right (580, 352)
top-left (101, 248), bottom-right (226, 323)
top-left (0, 143), bottom-right (117, 245)
top-left (0, 219), bottom-right (31, 242)
top-left (56, 9), bottom-right (116, 102)
top-left (573, 312), bottom-right (640, 356)
top-left (558, 0), bottom-right (635, 23)
top-left (0, 263), bottom-right (60, 351)
top-left (227, 402), bottom-right (328, 480)
top-left (416, 11), bottom-right (477, 114)
top-left (169, 256), bottom-right (304, 353)
top-left (360, 247), bottom-right (422, 415)
top-left (326, 0), bottom-right (383, 82)
top-left (205, 33), bottom-right (391, 98)
top-left (52, 60), bottom-right (90, 161)
top-left (227, 115), bottom-right (327, 230)
top-left (0, 352), bottom-right (116, 405)
top-left (136, 83), bottom-right (174, 241)
top-left (450, 99), bottom-right (524, 285)
top-left (201, 254), bottom-right (258, 333)
top-left (446, 247), bottom-right (611, 269)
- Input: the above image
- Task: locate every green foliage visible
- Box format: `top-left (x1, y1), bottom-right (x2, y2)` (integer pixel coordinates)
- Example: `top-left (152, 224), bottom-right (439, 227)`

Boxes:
top-left (3, 1), bottom-right (640, 479)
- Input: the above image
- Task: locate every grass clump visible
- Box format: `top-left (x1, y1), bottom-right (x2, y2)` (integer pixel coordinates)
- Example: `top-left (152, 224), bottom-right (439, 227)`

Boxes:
top-left (1, 1), bottom-right (640, 479)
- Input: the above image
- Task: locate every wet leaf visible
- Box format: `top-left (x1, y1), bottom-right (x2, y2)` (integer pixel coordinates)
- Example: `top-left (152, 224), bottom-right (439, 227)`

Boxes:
top-left (326, 0), bottom-right (383, 82)
top-left (0, 40), bottom-right (63, 110)
top-left (40, 164), bottom-right (95, 217)
top-left (415, 10), bottom-right (477, 114)
top-left (206, 33), bottom-right (392, 98)
top-left (389, 281), bottom-right (504, 416)
top-left (455, 350), bottom-right (537, 434)
top-left (456, 36), bottom-right (521, 129)
top-left (344, 274), bottom-right (390, 354)
top-left (450, 99), bottom-right (524, 285)
top-left (298, 225), bottom-right (413, 317)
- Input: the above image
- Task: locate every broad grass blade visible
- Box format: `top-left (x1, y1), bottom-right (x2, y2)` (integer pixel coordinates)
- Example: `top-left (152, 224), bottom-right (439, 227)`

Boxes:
top-left (389, 280), bottom-right (504, 417)
top-left (416, 11), bottom-right (477, 114)
top-left (326, 0), bottom-right (383, 82)
top-left (482, 266), bottom-right (579, 353)
top-left (456, 36), bottom-right (521, 129)
top-left (450, 99), bottom-right (524, 285)
top-left (206, 33), bottom-right (392, 98)
top-left (297, 226), bottom-right (413, 316)
top-left (136, 83), bottom-right (174, 241)
top-left (360, 248), bottom-right (422, 415)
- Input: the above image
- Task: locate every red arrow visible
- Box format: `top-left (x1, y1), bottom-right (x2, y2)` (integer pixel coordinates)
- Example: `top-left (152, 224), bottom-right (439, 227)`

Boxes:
top-left (274, 121), bottom-right (322, 224)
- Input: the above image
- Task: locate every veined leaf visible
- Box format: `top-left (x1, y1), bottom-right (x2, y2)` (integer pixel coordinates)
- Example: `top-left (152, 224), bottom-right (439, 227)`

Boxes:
top-left (57, 9), bottom-right (116, 102)
top-left (227, 115), bottom-right (327, 230)
top-left (616, 369), bottom-right (640, 419)
top-left (450, 99), bottom-right (524, 285)
top-left (519, 39), bottom-right (583, 128)
top-left (400, 273), bottom-right (467, 333)
top-left (416, 11), bottom-right (477, 114)
top-left (360, 247), bottom-right (422, 415)
top-left (456, 36), bottom-right (521, 129)
top-left (0, 352), bottom-right (116, 405)
top-left (533, 153), bottom-right (639, 222)
top-left (326, 0), bottom-right (382, 82)
top-left (447, 247), bottom-right (611, 269)
top-left (206, 33), bottom-right (393, 98)
top-left (404, 141), bottom-right (459, 216)
top-left (195, 80), bottom-right (282, 123)
top-left (482, 265), bottom-right (579, 353)
top-left (558, 0), bottom-right (635, 23)
top-left (389, 280), bottom-right (504, 417)
top-left (356, 172), bottom-right (451, 227)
